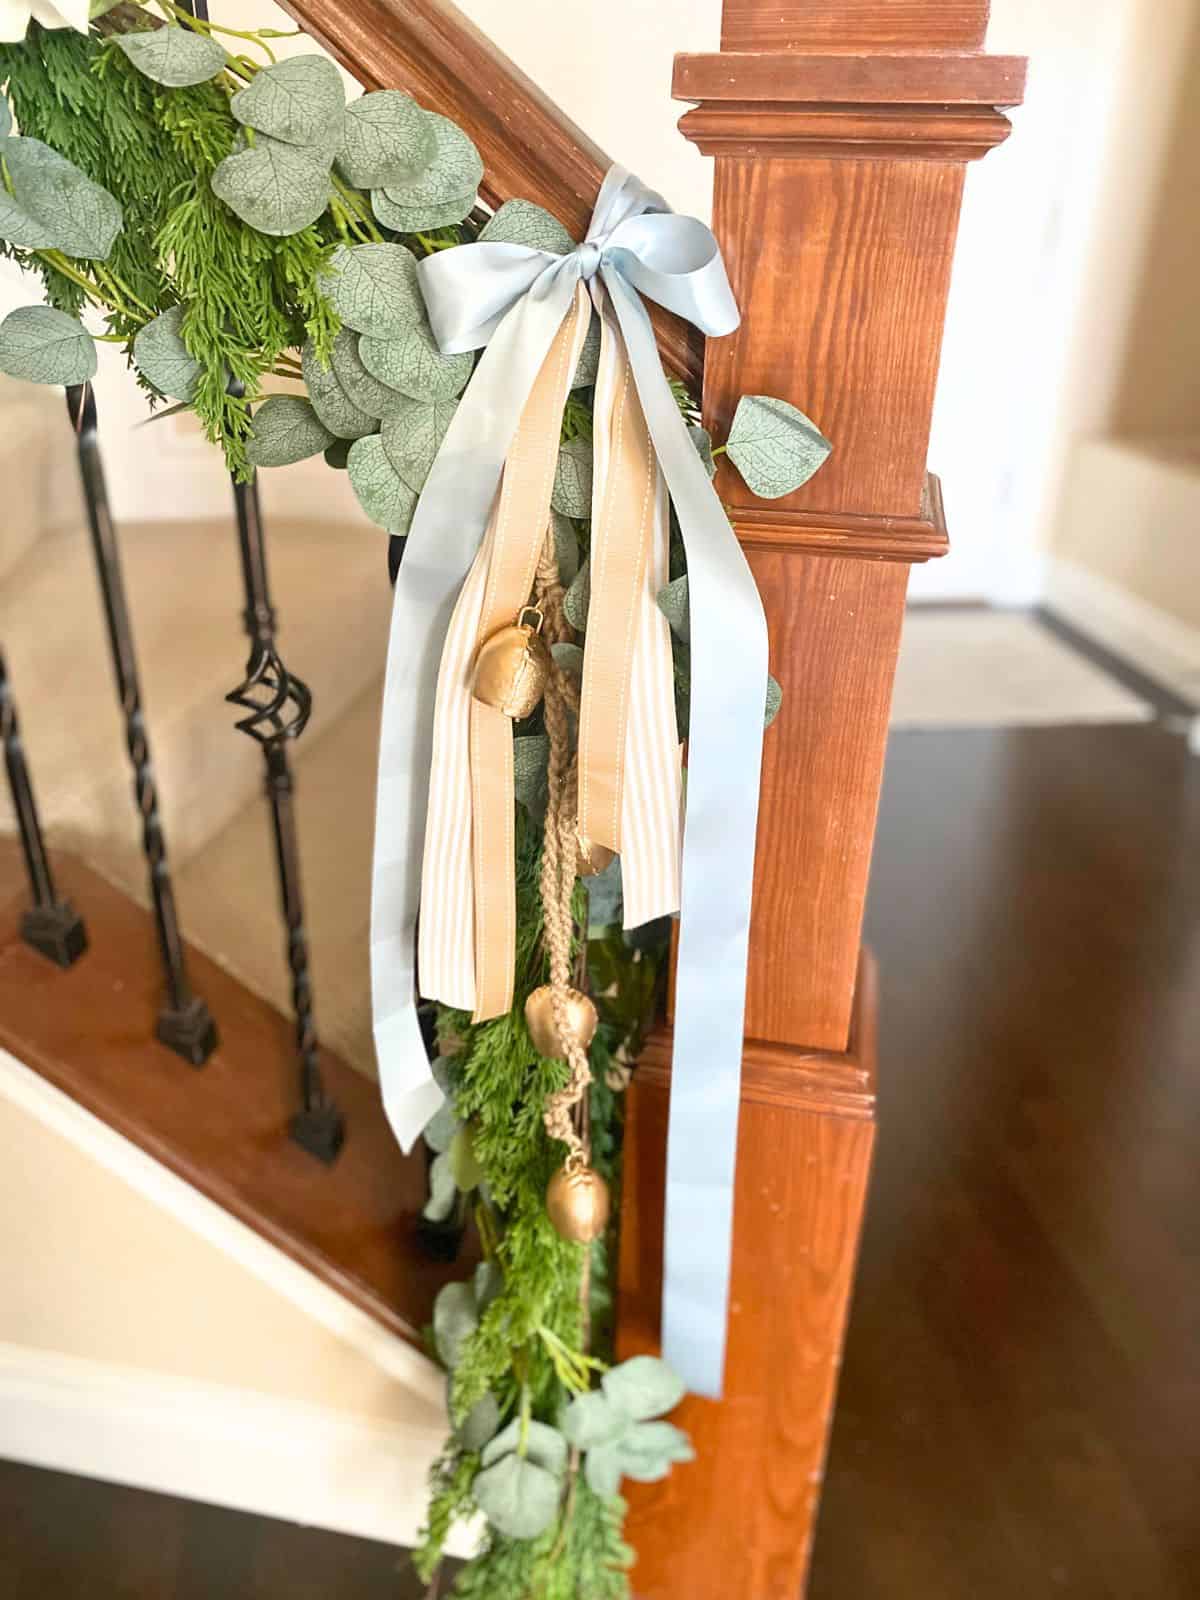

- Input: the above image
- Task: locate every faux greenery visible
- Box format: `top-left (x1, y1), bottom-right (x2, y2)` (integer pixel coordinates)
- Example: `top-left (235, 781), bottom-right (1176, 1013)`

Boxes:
top-left (0, 10), bottom-right (834, 1590)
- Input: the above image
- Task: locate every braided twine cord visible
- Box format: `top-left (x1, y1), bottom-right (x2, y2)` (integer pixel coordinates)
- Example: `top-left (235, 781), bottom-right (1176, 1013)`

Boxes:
top-left (533, 530), bottom-right (592, 1168)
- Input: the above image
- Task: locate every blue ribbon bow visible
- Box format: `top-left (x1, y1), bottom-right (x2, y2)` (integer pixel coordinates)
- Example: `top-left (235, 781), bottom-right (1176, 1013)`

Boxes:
top-left (371, 165), bottom-right (768, 1397)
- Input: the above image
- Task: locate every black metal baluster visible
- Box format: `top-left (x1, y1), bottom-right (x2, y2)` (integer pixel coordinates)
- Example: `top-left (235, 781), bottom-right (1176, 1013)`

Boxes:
top-left (66, 383), bottom-right (217, 1065)
top-left (225, 468), bottom-right (344, 1163)
top-left (0, 646), bottom-right (88, 967)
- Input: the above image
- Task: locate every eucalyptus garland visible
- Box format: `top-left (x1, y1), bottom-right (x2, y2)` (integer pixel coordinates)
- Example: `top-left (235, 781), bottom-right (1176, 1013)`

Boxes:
top-left (0, 10), bottom-right (833, 1594)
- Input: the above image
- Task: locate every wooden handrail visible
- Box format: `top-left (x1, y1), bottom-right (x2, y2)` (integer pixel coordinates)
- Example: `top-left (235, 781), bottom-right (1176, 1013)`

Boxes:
top-left (277, 0), bottom-right (703, 388)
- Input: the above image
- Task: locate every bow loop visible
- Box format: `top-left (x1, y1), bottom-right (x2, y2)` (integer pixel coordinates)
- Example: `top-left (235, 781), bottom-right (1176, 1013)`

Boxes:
top-left (419, 165), bottom-right (738, 358)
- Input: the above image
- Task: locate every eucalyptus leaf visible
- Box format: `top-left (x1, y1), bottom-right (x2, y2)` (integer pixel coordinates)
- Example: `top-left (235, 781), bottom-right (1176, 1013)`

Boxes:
top-left (581, 1440), bottom-right (624, 1499)
top-left (560, 1389), bottom-right (627, 1451)
top-left (301, 337), bottom-right (376, 439)
top-left (513, 734), bottom-right (549, 814)
top-left (422, 1150), bottom-right (457, 1222)
top-left (571, 313), bottom-right (601, 390)
top-left (764, 674), bottom-right (783, 729)
top-left (0, 190), bottom-right (58, 251)
top-left (585, 854), bottom-right (623, 936)
top-left (448, 1123), bottom-right (483, 1192)
top-left (347, 432), bottom-right (419, 534)
top-left (655, 574), bottom-right (690, 644)
top-left (371, 187), bottom-right (475, 233)
top-left (457, 1391), bottom-right (502, 1453)
top-left (245, 395), bottom-right (334, 467)
top-left (616, 1420), bottom-right (694, 1482)
top-left (481, 1418), bottom-right (569, 1479)
top-left (689, 423), bottom-right (717, 479)
top-left (472, 1454), bottom-right (560, 1540)
top-left (329, 329), bottom-right (406, 418)
top-left (4, 137), bottom-right (122, 261)
top-left (551, 510), bottom-right (578, 585)
top-left (211, 134), bottom-right (332, 237)
top-left (381, 394), bottom-right (457, 489)
top-left (725, 394), bottom-right (832, 499)
top-left (322, 243), bottom-right (424, 338)
top-left (473, 1260), bottom-right (503, 1313)
top-left (377, 111), bottom-right (482, 213)
top-left (563, 560), bottom-right (590, 632)
top-left (551, 435), bottom-right (592, 517)
top-left (116, 25), bottom-right (228, 87)
top-left (0, 305), bottom-right (96, 386)
top-left (133, 304), bottom-right (201, 403)
top-left (601, 1356), bottom-right (685, 1423)
top-left (421, 1096), bottom-right (460, 1155)
top-left (479, 198), bottom-right (573, 255)
top-left (550, 642), bottom-right (583, 680)
top-left (229, 54), bottom-right (345, 149)
top-left (432, 1280), bottom-right (478, 1369)
top-left (337, 89), bottom-right (433, 188)
top-left (359, 322), bottom-right (473, 403)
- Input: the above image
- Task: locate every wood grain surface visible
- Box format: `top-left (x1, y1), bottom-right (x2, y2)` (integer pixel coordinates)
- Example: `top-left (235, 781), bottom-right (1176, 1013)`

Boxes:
top-left (619, 960), bottom-right (877, 1599)
top-left (617, 2), bottom-right (1023, 1593)
top-left (675, 50), bottom-right (1026, 105)
top-left (721, 0), bottom-right (991, 50)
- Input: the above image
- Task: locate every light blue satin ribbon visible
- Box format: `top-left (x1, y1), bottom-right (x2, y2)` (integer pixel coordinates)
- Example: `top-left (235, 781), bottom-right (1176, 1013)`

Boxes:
top-left (371, 165), bottom-right (767, 1398)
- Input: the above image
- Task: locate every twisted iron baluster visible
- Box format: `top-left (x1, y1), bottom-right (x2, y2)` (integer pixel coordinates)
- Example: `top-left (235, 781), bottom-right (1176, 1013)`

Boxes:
top-left (226, 467), bottom-right (344, 1163)
top-left (0, 646), bottom-right (87, 967)
top-left (67, 383), bottom-right (217, 1064)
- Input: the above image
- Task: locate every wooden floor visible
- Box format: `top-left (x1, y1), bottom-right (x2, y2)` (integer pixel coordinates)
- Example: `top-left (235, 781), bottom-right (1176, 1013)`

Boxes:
top-left (3, 716), bottom-right (1199, 1596)
top-left (812, 718), bottom-right (1200, 1600)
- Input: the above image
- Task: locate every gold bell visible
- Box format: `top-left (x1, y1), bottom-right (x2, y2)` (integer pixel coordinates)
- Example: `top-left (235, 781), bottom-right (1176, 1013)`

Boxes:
top-left (525, 984), bottom-right (599, 1059)
top-left (472, 607), bottom-right (550, 720)
top-left (575, 833), bottom-right (616, 878)
top-left (546, 1162), bottom-right (611, 1243)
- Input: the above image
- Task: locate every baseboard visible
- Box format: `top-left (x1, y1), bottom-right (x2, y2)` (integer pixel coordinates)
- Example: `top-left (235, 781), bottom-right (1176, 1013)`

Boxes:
top-left (0, 1340), bottom-right (477, 1555)
top-left (1043, 558), bottom-right (1200, 709)
top-left (0, 1049), bottom-right (442, 1402)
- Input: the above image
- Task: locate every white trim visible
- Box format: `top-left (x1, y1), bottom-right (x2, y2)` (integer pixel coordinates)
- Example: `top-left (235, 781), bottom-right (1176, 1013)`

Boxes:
top-left (0, 1340), bottom-right (478, 1555)
top-left (0, 1049), bottom-right (443, 1404)
top-left (1043, 558), bottom-right (1200, 707)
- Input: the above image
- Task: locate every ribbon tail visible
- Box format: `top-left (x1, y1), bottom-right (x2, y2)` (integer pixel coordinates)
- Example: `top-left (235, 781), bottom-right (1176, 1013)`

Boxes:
top-left (618, 463), bottom-right (682, 929)
top-left (604, 267), bottom-right (769, 1398)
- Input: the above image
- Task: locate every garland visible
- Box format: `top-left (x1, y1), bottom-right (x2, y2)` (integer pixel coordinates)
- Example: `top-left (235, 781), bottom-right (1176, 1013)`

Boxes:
top-left (0, 11), bottom-right (832, 1595)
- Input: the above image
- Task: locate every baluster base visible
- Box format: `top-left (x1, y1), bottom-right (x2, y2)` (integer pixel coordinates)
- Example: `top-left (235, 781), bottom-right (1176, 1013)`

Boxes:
top-left (156, 997), bottom-right (219, 1068)
top-left (21, 902), bottom-right (88, 969)
top-left (289, 1104), bottom-right (346, 1164)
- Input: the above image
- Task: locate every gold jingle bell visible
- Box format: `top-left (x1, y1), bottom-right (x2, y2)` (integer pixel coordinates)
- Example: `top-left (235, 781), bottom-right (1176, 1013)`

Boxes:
top-left (472, 607), bottom-right (551, 720)
top-left (525, 984), bottom-right (599, 1059)
top-left (547, 1162), bottom-right (611, 1243)
top-left (575, 832), bottom-right (616, 878)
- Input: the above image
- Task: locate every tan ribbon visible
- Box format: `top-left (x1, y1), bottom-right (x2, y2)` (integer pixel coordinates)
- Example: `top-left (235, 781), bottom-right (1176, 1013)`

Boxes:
top-left (419, 282), bottom-right (682, 1025)
top-left (577, 292), bottom-right (658, 854)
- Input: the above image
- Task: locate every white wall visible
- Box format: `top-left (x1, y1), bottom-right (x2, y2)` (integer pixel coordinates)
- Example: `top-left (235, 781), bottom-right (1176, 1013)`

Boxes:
top-left (921, 0), bottom-right (1199, 600)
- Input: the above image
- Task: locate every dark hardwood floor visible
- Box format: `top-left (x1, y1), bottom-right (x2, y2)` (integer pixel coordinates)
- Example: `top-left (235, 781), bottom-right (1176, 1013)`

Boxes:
top-left (3, 716), bottom-right (1199, 1596)
top-left (812, 719), bottom-right (1200, 1600)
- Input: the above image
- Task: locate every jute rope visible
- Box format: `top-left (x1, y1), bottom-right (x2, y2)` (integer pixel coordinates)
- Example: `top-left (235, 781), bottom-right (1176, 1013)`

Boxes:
top-left (534, 532), bottom-right (592, 1167)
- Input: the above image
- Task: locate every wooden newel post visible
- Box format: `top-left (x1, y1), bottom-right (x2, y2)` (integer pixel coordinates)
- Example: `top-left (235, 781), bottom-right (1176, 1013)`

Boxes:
top-left (617, 5), bottom-right (1025, 1595)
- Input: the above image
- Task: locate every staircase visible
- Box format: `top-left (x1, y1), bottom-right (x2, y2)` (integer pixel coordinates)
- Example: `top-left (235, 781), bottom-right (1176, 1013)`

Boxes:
top-left (0, 2), bottom-right (1024, 1595)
